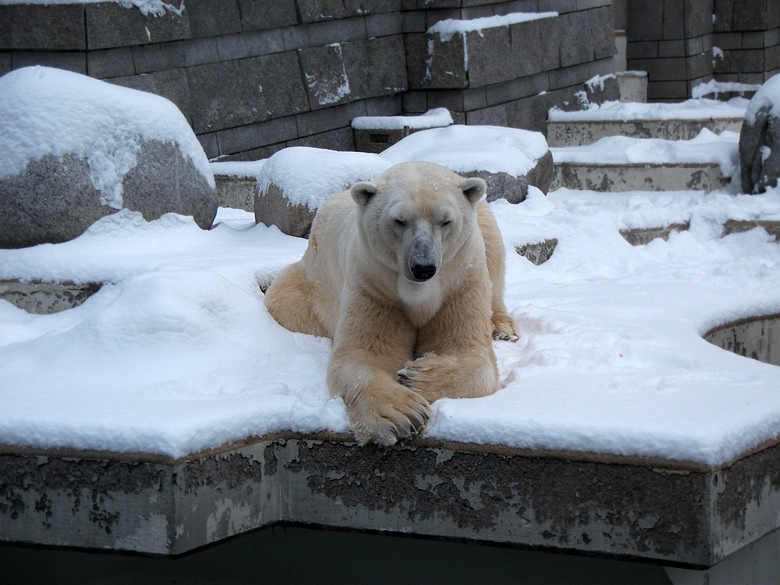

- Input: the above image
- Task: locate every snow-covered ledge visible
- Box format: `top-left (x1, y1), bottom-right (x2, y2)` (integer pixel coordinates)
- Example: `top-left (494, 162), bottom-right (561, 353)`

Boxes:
top-left (2, 432), bottom-right (780, 569)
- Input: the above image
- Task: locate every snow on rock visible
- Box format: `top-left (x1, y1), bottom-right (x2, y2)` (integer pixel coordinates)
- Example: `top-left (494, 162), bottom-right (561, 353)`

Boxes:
top-left (351, 108), bottom-right (453, 131)
top-left (740, 73), bottom-right (780, 194)
top-left (551, 129), bottom-right (741, 178)
top-left (548, 98), bottom-right (748, 123)
top-left (0, 66), bottom-right (217, 246)
top-left (427, 11), bottom-right (558, 40)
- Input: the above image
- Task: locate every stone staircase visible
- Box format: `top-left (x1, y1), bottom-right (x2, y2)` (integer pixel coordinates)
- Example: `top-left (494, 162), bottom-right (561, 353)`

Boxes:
top-left (547, 99), bottom-right (746, 193)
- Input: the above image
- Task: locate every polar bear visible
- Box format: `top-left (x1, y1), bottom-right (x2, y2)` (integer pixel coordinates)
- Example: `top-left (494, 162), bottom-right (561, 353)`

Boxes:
top-left (265, 162), bottom-right (518, 445)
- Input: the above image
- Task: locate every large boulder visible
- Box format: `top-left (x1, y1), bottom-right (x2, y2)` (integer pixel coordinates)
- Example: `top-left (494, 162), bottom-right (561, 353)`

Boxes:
top-left (0, 66), bottom-right (217, 248)
top-left (740, 74), bottom-right (780, 195)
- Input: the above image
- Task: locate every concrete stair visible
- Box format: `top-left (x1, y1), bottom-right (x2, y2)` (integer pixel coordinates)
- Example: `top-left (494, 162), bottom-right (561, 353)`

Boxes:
top-left (547, 99), bottom-right (746, 193)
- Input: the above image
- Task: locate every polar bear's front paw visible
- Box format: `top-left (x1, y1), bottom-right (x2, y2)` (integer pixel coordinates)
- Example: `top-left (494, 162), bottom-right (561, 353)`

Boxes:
top-left (491, 311), bottom-right (519, 342)
top-left (397, 354), bottom-right (460, 403)
top-left (349, 386), bottom-right (431, 447)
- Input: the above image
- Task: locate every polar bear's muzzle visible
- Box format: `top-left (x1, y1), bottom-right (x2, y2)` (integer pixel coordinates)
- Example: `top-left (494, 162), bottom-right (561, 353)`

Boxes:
top-left (406, 238), bottom-right (439, 283)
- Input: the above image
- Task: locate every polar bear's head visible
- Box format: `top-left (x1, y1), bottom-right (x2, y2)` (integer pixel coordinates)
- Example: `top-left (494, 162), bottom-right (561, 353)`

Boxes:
top-left (350, 162), bottom-right (487, 284)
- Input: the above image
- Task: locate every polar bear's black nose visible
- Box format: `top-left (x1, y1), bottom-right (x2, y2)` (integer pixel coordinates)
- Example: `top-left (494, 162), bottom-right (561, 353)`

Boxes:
top-left (410, 263), bottom-right (437, 282)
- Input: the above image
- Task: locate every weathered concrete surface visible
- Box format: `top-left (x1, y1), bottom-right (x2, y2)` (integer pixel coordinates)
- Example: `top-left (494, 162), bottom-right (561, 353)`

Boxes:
top-left (620, 223), bottom-right (690, 246)
top-left (552, 162), bottom-right (728, 193)
top-left (0, 280), bottom-right (101, 314)
top-left (3, 435), bottom-right (780, 569)
top-left (548, 118), bottom-right (743, 147)
top-left (704, 314), bottom-right (780, 368)
top-left (213, 174), bottom-right (256, 211)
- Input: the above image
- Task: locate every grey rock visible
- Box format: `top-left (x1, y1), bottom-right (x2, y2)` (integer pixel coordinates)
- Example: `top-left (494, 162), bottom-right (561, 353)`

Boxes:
top-left (0, 140), bottom-right (217, 248)
top-left (465, 150), bottom-right (555, 203)
top-left (254, 183), bottom-right (317, 238)
top-left (740, 103), bottom-right (780, 194)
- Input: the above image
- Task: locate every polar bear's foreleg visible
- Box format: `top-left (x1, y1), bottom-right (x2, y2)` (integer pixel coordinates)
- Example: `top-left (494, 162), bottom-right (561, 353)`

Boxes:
top-left (327, 292), bottom-right (431, 446)
top-left (264, 261), bottom-right (329, 338)
top-left (477, 203), bottom-right (519, 342)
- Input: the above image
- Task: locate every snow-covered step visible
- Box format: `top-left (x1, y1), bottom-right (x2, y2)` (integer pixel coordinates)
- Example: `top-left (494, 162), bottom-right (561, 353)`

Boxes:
top-left (550, 129), bottom-right (739, 193)
top-left (547, 99), bottom-right (746, 147)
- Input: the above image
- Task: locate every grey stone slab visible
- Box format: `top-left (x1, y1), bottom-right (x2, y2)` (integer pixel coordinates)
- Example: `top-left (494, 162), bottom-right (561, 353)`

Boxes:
top-left (540, 0), bottom-right (577, 13)
top-left (296, 100), bottom-right (366, 137)
top-left (589, 5), bottom-right (617, 60)
top-left (299, 43), bottom-right (353, 108)
top-left (308, 17), bottom-right (368, 47)
top-left (559, 11), bottom-right (594, 67)
top-left (731, 48), bottom-right (766, 72)
top-left (216, 28), bottom-right (285, 61)
top-left (88, 47), bottom-right (136, 79)
top-left (0, 281), bottom-right (102, 314)
top-left (484, 71), bottom-right (549, 106)
top-left (662, 0), bottom-right (685, 40)
top-left (249, 51), bottom-right (311, 119)
top-left (713, 0), bottom-right (735, 32)
top-left (627, 0), bottom-right (664, 41)
top-left (704, 314), bottom-right (780, 367)
top-left (576, 0), bottom-right (612, 8)
top-left (214, 175), bottom-right (257, 211)
top-left (363, 94), bottom-right (403, 116)
top-left (0, 53), bottom-right (11, 77)
top-left (197, 132), bottom-right (220, 161)
top-left (239, 0), bottom-right (298, 32)
top-left (733, 0), bottom-right (770, 31)
top-left (86, 2), bottom-right (191, 50)
top-left (538, 16), bottom-right (562, 71)
top-left (288, 125), bottom-right (357, 151)
top-left (3, 435), bottom-right (780, 569)
top-left (627, 40), bottom-right (659, 60)
top-left (464, 26), bottom-right (515, 87)
top-left (0, 4), bottom-right (85, 51)
top-left (742, 31), bottom-right (767, 50)
top-left (297, 0), bottom-right (350, 22)
top-left (365, 11), bottom-right (404, 37)
top-left (548, 61), bottom-right (593, 90)
top-left (11, 51), bottom-right (86, 75)
top-left (186, 0), bottom-right (242, 37)
top-left (659, 40), bottom-right (686, 58)
top-left (132, 37), bottom-right (219, 74)
top-left (684, 0), bottom-right (714, 38)
top-left (341, 36), bottom-right (408, 98)
top-left (282, 25), bottom-right (311, 51)
top-left (216, 116), bottom-right (300, 155)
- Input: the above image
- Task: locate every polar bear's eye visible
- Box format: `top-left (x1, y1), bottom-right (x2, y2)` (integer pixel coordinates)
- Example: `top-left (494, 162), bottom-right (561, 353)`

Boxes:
top-left (394, 219), bottom-right (406, 228)
top-left (441, 219), bottom-right (452, 227)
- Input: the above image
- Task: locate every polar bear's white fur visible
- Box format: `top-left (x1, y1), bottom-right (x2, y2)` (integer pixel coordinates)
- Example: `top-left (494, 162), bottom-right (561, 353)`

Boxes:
top-left (265, 162), bottom-right (518, 445)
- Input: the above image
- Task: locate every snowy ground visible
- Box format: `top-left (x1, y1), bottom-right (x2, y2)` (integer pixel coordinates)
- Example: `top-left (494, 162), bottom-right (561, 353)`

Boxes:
top-left (2, 67), bottom-right (780, 465)
top-left (2, 183), bottom-right (780, 465)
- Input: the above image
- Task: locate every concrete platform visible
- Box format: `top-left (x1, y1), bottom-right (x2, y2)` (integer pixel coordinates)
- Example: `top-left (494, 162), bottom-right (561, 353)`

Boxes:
top-left (551, 162), bottom-right (728, 193)
top-left (2, 432), bottom-right (780, 571)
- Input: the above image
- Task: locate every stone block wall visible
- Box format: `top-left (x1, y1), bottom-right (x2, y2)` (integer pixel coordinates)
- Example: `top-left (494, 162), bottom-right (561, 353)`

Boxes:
top-left (626, 0), bottom-right (779, 101)
top-left (0, 0), bottom-right (617, 162)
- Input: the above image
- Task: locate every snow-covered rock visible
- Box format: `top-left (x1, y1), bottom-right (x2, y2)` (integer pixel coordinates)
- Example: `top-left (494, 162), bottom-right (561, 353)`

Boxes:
top-left (251, 125), bottom-right (552, 236)
top-left (740, 73), bottom-right (780, 195)
top-left (0, 66), bottom-right (217, 248)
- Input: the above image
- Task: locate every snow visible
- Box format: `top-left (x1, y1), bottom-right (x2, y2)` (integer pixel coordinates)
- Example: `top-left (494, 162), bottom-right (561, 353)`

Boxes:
top-left (745, 73), bottom-right (780, 124)
top-left (548, 98), bottom-right (748, 122)
top-left (551, 129), bottom-right (741, 177)
top-left (0, 66), bottom-right (214, 210)
top-left (2, 72), bottom-right (780, 466)
top-left (428, 11), bottom-right (558, 41)
top-left (231, 124), bottom-right (548, 211)
top-left (351, 108), bottom-right (453, 131)
top-left (0, 0), bottom-right (184, 17)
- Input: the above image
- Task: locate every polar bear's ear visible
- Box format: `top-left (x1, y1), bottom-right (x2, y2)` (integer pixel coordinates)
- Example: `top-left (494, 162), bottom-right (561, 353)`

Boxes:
top-left (351, 182), bottom-right (378, 206)
top-left (459, 177), bottom-right (487, 206)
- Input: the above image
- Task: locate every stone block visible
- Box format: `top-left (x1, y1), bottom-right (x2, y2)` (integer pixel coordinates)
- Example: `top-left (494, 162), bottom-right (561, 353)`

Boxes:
top-left (282, 25), bottom-right (311, 51)
top-left (109, 69), bottom-right (192, 126)
top-left (731, 48), bottom-right (766, 72)
top-left (627, 40), bottom-right (658, 60)
top-left (733, 0), bottom-right (770, 31)
top-left (132, 38), bottom-right (219, 74)
top-left (308, 17), bottom-right (368, 46)
top-left (408, 30), bottom-right (468, 89)
top-left (538, 16), bottom-right (561, 71)
top-left (684, 0), bottom-right (714, 38)
top-left (0, 53), bottom-right (11, 76)
top-left (255, 183), bottom-right (317, 237)
top-left (187, 52), bottom-right (307, 134)
top-left (197, 132), bottom-right (220, 160)
top-left (659, 40), bottom-right (686, 58)
top-left (510, 19), bottom-right (545, 78)
top-left (464, 26), bottom-right (515, 87)
top-left (86, 2), bottom-right (191, 50)
top-left (742, 31), bottom-right (766, 50)
top-left (288, 126), bottom-right (356, 151)
top-left (365, 11), bottom-right (404, 37)
top-left (0, 4), bottom-right (85, 51)
top-left (186, 0), bottom-right (242, 37)
top-left (216, 28), bottom-right (285, 61)
top-left (11, 51), bottom-right (86, 75)
top-left (663, 0), bottom-right (685, 39)
top-left (217, 117), bottom-right (300, 155)
top-left (548, 61), bottom-right (592, 90)
top-left (589, 5), bottom-right (616, 60)
top-left (687, 51), bottom-right (713, 78)
top-left (239, 0), bottom-right (298, 32)
top-left (627, 0), bottom-right (663, 41)
top-left (299, 43), bottom-right (353, 109)
top-left (559, 11), bottom-right (594, 67)
top-left (87, 48), bottom-right (135, 79)
top-left (713, 0), bottom-right (735, 32)
top-left (341, 36), bottom-right (408, 99)
top-left (647, 80), bottom-right (688, 101)
top-left (540, 0), bottom-right (577, 13)
top-left (485, 71), bottom-right (549, 106)
top-left (296, 100), bottom-right (367, 137)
